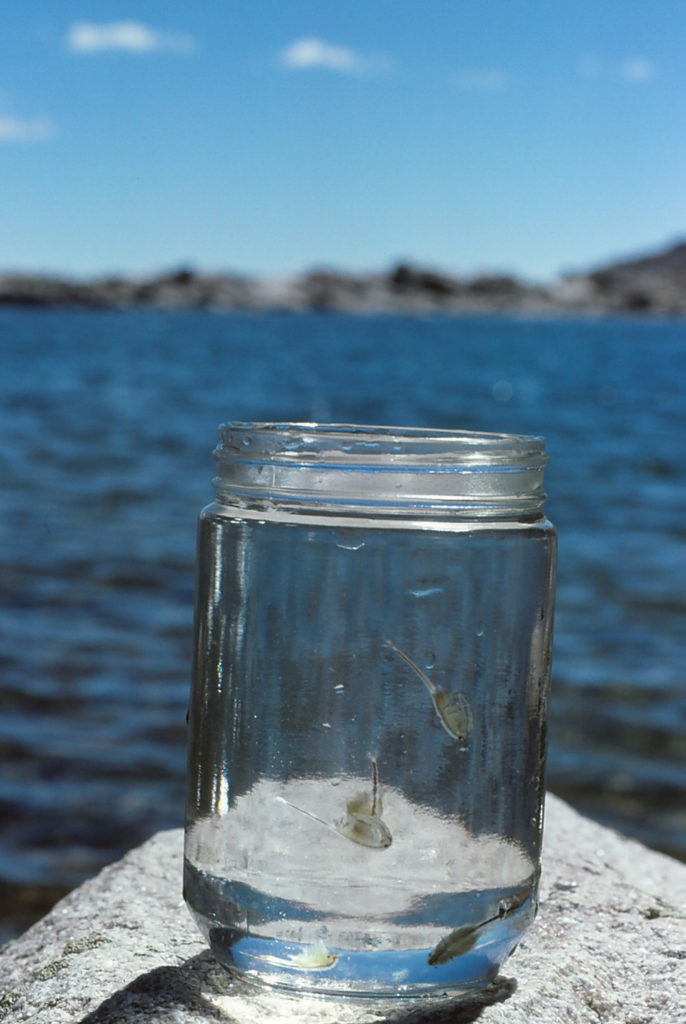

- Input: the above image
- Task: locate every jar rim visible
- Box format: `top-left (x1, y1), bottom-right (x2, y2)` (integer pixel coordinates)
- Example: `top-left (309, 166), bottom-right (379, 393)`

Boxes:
top-left (215, 421), bottom-right (548, 465)
top-left (212, 421), bottom-right (549, 519)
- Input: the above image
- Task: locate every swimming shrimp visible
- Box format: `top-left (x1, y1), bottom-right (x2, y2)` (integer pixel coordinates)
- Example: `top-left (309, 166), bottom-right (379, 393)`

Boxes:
top-left (245, 939), bottom-right (338, 971)
top-left (289, 939), bottom-right (338, 970)
top-left (428, 886), bottom-right (531, 965)
top-left (279, 758), bottom-right (392, 850)
top-left (386, 639), bottom-right (473, 741)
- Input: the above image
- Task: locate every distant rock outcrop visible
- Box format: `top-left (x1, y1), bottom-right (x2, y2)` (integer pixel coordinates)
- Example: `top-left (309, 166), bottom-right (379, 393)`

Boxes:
top-left (1, 239), bottom-right (685, 315)
top-left (554, 241), bottom-right (686, 314)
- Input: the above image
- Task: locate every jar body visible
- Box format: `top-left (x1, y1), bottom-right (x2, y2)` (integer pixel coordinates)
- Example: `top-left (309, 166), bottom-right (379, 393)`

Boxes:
top-left (184, 424), bottom-right (556, 1000)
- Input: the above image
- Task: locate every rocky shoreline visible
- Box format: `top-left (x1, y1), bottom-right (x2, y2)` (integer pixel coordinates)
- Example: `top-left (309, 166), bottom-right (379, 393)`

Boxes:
top-left (1, 240), bottom-right (685, 316)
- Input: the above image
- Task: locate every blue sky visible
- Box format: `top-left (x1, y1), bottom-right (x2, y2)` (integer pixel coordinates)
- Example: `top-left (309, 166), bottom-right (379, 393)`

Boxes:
top-left (2, 1), bottom-right (684, 280)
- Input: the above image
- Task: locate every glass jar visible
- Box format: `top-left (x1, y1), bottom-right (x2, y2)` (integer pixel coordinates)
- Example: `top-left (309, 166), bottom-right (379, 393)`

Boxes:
top-left (184, 422), bottom-right (556, 1001)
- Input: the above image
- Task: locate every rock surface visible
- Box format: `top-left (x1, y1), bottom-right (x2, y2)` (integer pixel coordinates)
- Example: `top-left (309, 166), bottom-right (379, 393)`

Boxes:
top-left (1, 240), bottom-right (685, 316)
top-left (1, 794), bottom-right (684, 1024)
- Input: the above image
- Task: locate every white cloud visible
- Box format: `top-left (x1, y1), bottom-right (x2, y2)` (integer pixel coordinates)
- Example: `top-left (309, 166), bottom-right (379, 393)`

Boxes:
top-left (451, 68), bottom-right (510, 93)
top-left (0, 114), bottom-right (54, 143)
top-left (577, 54), bottom-right (655, 83)
top-left (280, 37), bottom-right (388, 75)
top-left (620, 57), bottom-right (655, 82)
top-left (66, 21), bottom-right (196, 55)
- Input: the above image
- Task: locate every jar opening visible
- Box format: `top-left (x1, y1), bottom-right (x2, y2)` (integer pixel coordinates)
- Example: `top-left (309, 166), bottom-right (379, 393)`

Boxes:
top-left (212, 422), bottom-right (549, 519)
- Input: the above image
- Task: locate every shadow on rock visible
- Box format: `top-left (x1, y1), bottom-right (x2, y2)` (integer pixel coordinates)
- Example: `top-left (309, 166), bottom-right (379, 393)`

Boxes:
top-left (380, 976), bottom-right (517, 1024)
top-left (77, 952), bottom-right (228, 1023)
top-left (77, 950), bottom-right (516, 1024)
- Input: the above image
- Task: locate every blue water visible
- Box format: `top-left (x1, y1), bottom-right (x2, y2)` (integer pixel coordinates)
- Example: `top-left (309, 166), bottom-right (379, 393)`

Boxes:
top-left (1, 308), bottom-right (685, 939)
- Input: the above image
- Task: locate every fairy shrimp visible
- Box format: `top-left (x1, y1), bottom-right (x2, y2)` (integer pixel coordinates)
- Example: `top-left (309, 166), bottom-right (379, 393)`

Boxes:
top-left (289, 939), bottom-right (338, 970)
top-left (278, 758), bottom-right (392, 850)
top-left (428, 886), bottom-right (531, 965)
top-left (245, 939), bottom-right (338, 971)
top-left (386, 639), bottom-right (473, 741)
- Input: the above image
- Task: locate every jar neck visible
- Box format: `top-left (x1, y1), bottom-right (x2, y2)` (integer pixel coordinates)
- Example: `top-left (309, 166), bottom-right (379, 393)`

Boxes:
top-left (212, 422), bottom-right (549, 521)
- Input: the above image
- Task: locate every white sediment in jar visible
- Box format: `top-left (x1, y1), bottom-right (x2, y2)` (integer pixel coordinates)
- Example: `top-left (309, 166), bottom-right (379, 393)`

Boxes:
top-left (185, 775), bottom-right (535, 949)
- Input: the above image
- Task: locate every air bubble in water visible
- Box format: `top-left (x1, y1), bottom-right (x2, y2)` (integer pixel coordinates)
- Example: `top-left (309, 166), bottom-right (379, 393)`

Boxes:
top-left (408, 586), bottom-right (443, 598)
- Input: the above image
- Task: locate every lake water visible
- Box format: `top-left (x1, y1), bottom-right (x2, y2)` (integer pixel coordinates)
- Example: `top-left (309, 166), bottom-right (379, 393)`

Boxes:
top-left (1, 307), bottom-right (684, 943)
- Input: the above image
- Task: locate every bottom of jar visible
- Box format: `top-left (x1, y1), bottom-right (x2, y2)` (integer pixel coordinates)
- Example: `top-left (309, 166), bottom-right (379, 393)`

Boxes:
top-left (192, 915), bottom-right (525, 1001)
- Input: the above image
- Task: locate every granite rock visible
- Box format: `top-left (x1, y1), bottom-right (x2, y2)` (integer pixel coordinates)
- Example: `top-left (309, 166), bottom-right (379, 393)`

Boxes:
top-left (1, 794), bottom-right (684, 1024)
